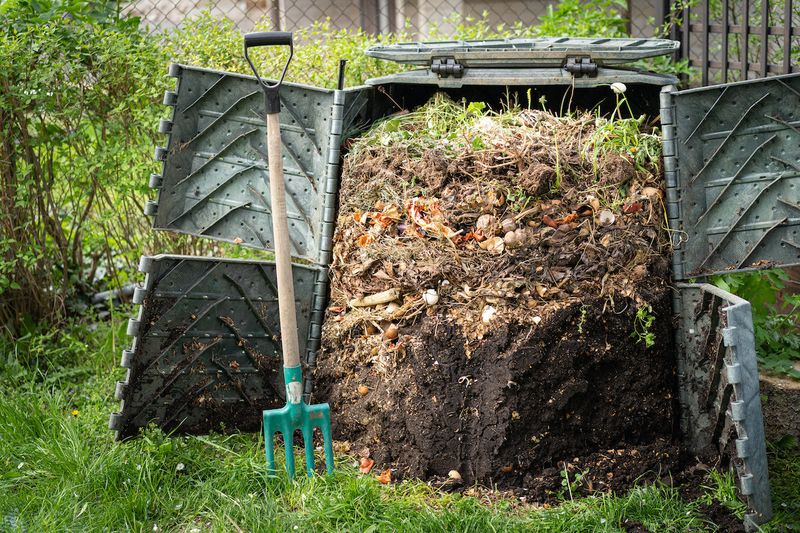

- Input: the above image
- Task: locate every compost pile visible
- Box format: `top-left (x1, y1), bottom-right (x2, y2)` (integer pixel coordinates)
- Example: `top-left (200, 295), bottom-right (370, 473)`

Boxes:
top-left (316, 93), bottom-right (680, 497)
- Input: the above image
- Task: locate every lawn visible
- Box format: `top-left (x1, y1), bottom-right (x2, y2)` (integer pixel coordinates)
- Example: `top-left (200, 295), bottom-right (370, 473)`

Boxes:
top-left (1, 314), bottom-right (797, 532)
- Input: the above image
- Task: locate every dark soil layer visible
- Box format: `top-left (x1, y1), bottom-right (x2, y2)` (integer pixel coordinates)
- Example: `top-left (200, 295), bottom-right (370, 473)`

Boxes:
top-left (759, 373), bottom-right (800, 442)
top-left (676, 469), bottom-right (747, 533)
top-left (315, 286), bottom-right (678, 496)
top-left (698, 502), bottom-right (746, 533)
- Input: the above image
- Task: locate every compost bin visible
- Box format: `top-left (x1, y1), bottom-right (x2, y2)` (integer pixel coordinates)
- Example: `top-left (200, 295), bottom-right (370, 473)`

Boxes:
top-left (111, 37), bottom-right (800, 530)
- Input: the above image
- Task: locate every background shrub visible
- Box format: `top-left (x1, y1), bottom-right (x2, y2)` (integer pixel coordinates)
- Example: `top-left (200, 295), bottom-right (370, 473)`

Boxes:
top-left (167, 14), bottom-right (411, 88)
top-left (0, 0), bottom-right (168, 333)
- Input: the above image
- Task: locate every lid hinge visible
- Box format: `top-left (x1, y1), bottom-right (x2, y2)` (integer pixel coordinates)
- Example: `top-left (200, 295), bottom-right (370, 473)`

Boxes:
top-left (564, 56), bottom-right (598, 77)
top-left (431, 57), bottom-right (464, 78)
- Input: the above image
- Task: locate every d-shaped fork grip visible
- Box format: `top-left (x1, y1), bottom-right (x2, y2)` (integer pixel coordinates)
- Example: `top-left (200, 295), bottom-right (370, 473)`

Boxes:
top-left (244, 31), bottom-right (293, 113)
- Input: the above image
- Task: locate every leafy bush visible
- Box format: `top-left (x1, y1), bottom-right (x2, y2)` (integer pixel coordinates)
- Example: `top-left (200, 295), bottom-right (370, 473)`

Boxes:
top-left (167, 13), bottom-right (410, 89)
top-left (426, 1), bottom-right (628, 40)
top-left (536, 0), bottom-right (629, 37)
top-left (0, 1), bottom-right (168, 331)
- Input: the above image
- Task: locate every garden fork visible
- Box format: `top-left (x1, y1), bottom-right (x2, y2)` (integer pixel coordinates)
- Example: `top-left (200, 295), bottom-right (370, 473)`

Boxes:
top-left (244, 31), bottom-right (334, 478)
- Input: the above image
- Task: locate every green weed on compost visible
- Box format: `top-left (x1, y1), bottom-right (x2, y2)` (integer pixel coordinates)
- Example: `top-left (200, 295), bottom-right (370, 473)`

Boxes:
top-left (315, 93), bottom-right (681, 498)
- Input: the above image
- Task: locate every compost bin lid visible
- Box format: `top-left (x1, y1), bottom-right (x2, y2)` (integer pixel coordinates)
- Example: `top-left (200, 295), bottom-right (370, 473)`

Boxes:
top-left (366, 37), bottom-right (679, 67)
top-left (364, 37), bottom-right (679, 87)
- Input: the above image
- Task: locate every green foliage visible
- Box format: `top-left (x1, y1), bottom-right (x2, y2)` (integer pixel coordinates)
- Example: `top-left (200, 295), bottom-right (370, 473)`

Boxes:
top-left (767, 439), bottom-right (800, 527)
top-left (698, 470), bottom-right (746, 518)
top-left (167, 12), bottom-right (410, 89)
top-left (351, 93), bottom-right (498, 159)
top-left (652, 0), bottom-right (697, 39)
top-left (0, 311), bottom-right (128, 389)
top-left (585, 91), bottom-right (663, 177)
top-left (577, 305), bottom-right (588, 334)
top-left (429, 1), bottom-right (628, 41)
top-left (536, 0), bottom-right (628, 38)
top-left (356, 92), bottom-right (662, 176)
top-left (1, 318), bottom-right (797, 531)
top-left (0, 327), bottom-right (744, 532)
top-left (755, 300), bottom-right (800, 378)
top-left (634, 55), bottom-right (695, 81)
top-left (0, 2), bottom-right (248, 335)
top-left (0, 1), bottom-right (168, 331)
top-left (631, 304), bottom-right (656, 348)
top-left (0, 0), bottom-right (126, 27)
top-left (559, 466), bottom-right (590, 501)
top-left (632, 0), bottom-right (696, 81)
top-left (712, 270), bottom-right (800, 379)
top-left (712, 269), bottom-right (786, 309)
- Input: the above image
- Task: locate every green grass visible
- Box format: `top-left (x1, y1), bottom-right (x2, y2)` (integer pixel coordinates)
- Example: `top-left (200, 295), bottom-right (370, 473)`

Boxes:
top-left (1, 316), bottom-right (798, 532)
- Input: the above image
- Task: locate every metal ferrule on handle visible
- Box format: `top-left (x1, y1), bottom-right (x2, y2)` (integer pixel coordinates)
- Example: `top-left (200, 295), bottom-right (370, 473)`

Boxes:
top-left (284, 366), bottom-right (303, 405)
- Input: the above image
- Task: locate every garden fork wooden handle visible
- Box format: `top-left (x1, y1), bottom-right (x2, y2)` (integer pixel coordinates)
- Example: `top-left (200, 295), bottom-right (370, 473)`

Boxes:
top-left (265, 112), bottom-right (300, 369)
top-left (244, 32), bottom-right (300, 369)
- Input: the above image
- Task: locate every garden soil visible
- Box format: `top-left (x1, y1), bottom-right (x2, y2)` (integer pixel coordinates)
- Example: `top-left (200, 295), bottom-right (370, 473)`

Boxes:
top-left (315, 94), bottom-right (683, 497)
top-left (316, 290), bottom-right (680, 496)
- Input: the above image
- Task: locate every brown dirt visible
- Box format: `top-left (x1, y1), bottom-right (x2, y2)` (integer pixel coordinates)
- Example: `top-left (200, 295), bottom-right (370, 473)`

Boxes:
top-left (697, 502), bottom-right (746, 533)
top-left (315, 286), bottom-right (679, 496)
top-left (675, 467), bottom-right (747, 532)
top-left (760, 373), bottom-right (800, 442)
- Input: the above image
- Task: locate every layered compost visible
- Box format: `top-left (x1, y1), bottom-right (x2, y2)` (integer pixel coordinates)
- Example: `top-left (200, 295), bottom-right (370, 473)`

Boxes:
top-left (316, 94), bottom-right (679, 496)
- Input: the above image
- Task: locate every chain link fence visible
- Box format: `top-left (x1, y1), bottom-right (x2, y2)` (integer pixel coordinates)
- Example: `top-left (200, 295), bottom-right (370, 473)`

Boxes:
top-left (122, 0), bottom-right (661, 38)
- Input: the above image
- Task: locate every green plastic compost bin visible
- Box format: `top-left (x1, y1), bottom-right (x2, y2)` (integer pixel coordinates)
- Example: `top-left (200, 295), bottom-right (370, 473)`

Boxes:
top-left (111, 37), bottom-right (800, 531)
